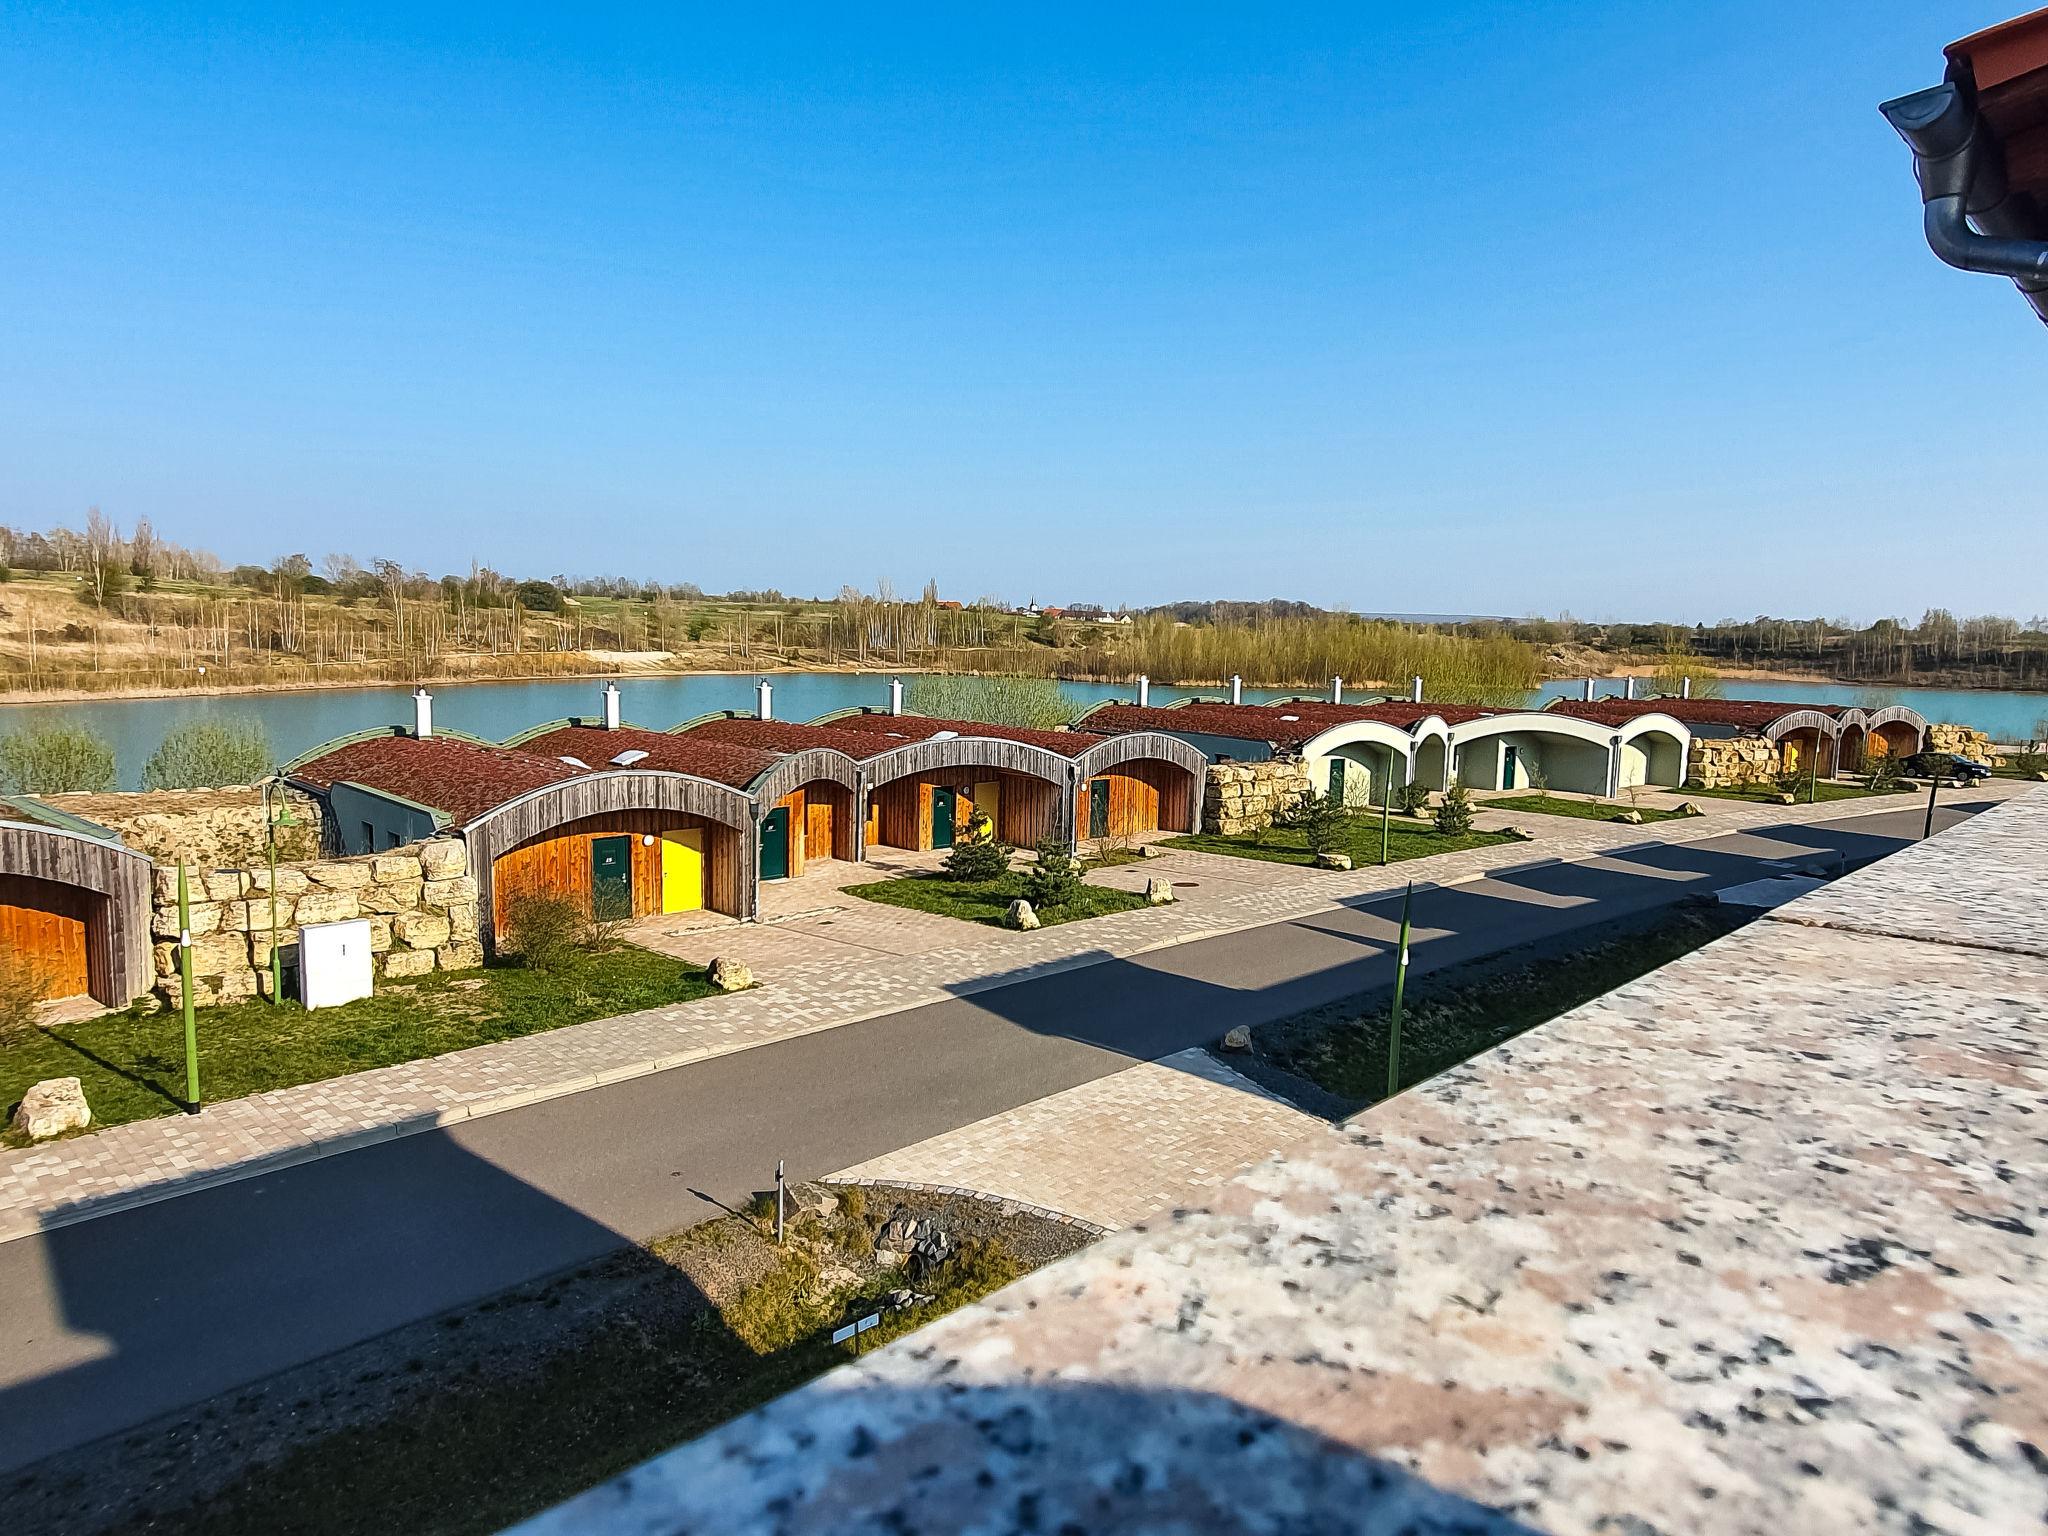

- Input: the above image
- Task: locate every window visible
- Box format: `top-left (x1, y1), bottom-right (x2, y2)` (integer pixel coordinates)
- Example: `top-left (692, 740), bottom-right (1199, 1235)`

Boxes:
top-left (360, 821), bottom-right (375, 854)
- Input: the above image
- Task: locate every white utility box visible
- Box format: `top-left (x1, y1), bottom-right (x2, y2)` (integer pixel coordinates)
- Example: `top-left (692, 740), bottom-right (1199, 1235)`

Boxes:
top-left (299, 918), bottom-right (375, 1010)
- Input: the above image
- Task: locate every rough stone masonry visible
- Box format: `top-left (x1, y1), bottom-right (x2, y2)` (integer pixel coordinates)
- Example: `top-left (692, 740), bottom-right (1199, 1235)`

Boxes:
top-left (149, 837), bottom-right (482, 1007)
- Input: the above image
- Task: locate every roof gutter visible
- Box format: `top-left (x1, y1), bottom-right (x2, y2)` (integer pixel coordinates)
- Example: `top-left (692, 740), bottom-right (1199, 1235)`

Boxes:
top-left (1881, 79), bottom-right (2048, 325)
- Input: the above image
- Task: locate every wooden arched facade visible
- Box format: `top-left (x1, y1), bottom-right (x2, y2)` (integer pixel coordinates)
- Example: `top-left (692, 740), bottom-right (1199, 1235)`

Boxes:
top-left (749, 748), bottom-right (864, 878)
top-left (860, 736), bottom-right (1074, 853)
top-left (465, 772), bottom-right (759, 947)
top-left (1069, 732), bottom-right (1208, 840)
top-left (0, 820), bottom-right (152, 1007)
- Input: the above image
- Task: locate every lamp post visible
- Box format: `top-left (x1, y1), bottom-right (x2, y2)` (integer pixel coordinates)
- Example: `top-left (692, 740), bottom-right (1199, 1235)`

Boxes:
top-left (1386, 881), bottom-right (1413, 1100)
top-left (260, 779), bottom-right (300, 1005)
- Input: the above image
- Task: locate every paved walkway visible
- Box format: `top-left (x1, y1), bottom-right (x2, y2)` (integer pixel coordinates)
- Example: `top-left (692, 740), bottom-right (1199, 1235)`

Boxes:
top-left (2, 783), bottom-right (2022, 1242)
top-left (829, 1047), bottom-right (1321, 1229)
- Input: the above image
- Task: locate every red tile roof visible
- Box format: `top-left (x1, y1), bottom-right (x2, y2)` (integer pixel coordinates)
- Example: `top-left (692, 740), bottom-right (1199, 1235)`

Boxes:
top-left (816, 711), bottom-right (1107, 755)
top-left (515, 725), bottom-right (781, 789)
top-left (289, 734), bottom-right (587, 827)
top-left (685, 717), bottom-right (888, 756)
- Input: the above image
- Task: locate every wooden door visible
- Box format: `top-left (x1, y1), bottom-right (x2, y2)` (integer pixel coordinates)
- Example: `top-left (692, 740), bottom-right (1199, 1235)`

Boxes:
top-left (661, 829), bottom-right (704, 913)
top-left (591, 835), bottom-right (633, 919)
top-left (805, 797), bottom-right (835, 864)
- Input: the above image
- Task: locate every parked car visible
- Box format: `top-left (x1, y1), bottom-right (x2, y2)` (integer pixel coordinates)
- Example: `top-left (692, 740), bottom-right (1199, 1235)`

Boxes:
top-left (1901, 751), bottom-right (1992, 786)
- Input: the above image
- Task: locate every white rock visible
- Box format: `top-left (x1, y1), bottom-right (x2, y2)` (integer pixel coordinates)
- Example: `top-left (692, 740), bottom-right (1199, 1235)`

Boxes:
top-left (12, 1078), bottom-right (91, 1141)
top-left (1221, 1025), bottom-right (1251, 1052)
top-left (1616, 810), bottom-right (1644, 824)
top-left (1144, 876), bottom-right (1175, 904)
top-left (1005, 899), bottom-right (1040, 930)
top-left (1312, 853), bottom-right (1352, 871)
top-left (707, 956), bottom-right (754, 991)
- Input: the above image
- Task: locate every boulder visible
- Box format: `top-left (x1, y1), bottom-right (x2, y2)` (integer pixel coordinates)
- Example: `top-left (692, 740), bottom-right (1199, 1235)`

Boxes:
top-left (876, 1210), bottom-right (923, 1252)
top-left (152, 900), bottom-right (223, 940)
top-left (305, 860), bottom-right (374, 890)
top-left (371, 853), bottom-right (423, 884)
top-left (1221, 1025), bottom-right (1252, 1052)
top-left (784, 1182), bottom-right (840, 1222)
top-left (1675, 801), bottom-right (1705, 817)
top-left (418, 839), bottom-right (468, 880)
top-left (438, 939), bottom-right (486, 972)
top-left (358, 881), bottom-right (425, 915)
top-left (707, 956), bottom-right (754, 992)
top-left (392, 911), bottom-right (452, 950)
top-left (12, 1077), bottom-right (91, 1141)
top-left (1499, 825), bottom-right (1536, 842)
top-left (1616, 810), bottom-right (1644, 825)
top-left (1005, 899), bottom-right (1040, 931)
top-left (247, 867), bottom-right (312, 898)
top-left (1312, 852), bottom-right (1352, 871)
top-left (1777, 792), bottom-right (1798, 805)
top-left (293, 890), bottom-right (362, 925)
top-left (380, 947), bottom-right (437, 979)
top-left (1144, 876), bottom-right (1176, 904)
top-left (422, 875), bottom-right (479, 911)
top-left (201, 869), bottom-right (247, 902)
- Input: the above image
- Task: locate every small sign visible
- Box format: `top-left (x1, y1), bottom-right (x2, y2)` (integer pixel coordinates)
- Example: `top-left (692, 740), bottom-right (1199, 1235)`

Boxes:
top-left (831, 1323), bottom-right (857, 1345)
top-left (856, 1313), bottom-right (879, 1334)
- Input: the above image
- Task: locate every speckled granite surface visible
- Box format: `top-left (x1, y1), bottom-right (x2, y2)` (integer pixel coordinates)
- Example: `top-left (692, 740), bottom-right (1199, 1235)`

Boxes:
top-left (517, 792), bottom-right (2048, 1536)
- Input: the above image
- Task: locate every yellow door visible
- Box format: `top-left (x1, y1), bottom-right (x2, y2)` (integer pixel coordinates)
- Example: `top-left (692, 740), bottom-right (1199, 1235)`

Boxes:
top-left (972, 779), bottom-right (1000, 837)
top-left (660, 829), bottom-right (704, 913)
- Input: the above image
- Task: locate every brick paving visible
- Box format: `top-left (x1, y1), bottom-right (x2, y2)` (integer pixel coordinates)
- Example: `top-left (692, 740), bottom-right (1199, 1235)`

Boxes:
top-left (2, 783), bottom-right (2019, 1242)
top-left (829, 1047), bottom-right (1322, 1229)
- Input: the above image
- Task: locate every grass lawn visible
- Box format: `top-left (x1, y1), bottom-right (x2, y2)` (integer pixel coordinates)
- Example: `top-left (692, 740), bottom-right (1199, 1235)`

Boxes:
top-left (1162, 814), bottom-right (1514, 868)
top-left (848, 869), bottom-right (1148, 927)
top-left (1264, 905), bottom-right (1750, 1105)
top-left (1681, 780), bottom-right (1913, 805)
top-left (1481, 794), bottom-right (1687, 824)
top-left (2, 949), bottom-right (718, 1146)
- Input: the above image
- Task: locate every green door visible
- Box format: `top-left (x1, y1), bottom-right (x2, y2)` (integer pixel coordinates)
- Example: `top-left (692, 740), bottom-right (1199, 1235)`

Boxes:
top-left (591, 835), bottom-right (633, 921)
top-left (1501, 745), bottom-right (1518, 789)
top-left (930, 787), bottom-right (957, 849)
top-left (1088, 778), bottom-right (1110, 839)
top-left (1327, 757), bottom-right (1347, 805)
top-left (760, 807), bottom-right (790, 880)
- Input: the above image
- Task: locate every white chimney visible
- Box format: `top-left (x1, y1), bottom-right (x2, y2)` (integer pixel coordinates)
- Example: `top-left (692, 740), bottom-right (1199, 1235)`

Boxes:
top-left (412, 688), bottom-right (433, 739)
top-left (756, 679), bottom-right (774, 720)
top-left (1623, 677), bottom-right (1637, 700)
top-left (1136, 674), bottom-right (1150, 707)
top-left (601, 681), bottom-right (621, 730)
top-left (1229, 674), bottom-right (1243, 706)
top-left (888, 677), bottom-right (904, 715)
top-left (1680, 676), bottom-right (1692, 699)
top-left (1331, 675), bottom-right (1344, 704)
top-left (1411, 675), bottom-right (1424, 703)
top-left (1584, 677), bottom-right (1597, 701)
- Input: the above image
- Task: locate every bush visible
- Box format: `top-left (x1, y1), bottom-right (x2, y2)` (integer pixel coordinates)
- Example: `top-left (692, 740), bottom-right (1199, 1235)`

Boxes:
top-left (141, 718), bottom-right (274, 790)
top-left (1282, 786), bottom-right (1347, 858)
top-left (1864, 752), bottom-right (1903, 792)
top-left (1023, 836), bottom-right (1084, 911)
top-left (515, 580), bottom-right (564, 613)
top-left (906, 674), bottom-right (1077, 729)
top-left (1434, 779), bottom-right (1475, 836)
top-left (944, 836), bottom-right (1011, 882)
top-left (499, 889), bottom-right (595, 973)
top-left (1399, 783), bottom-right (1432, 815)
top-left (1525, 764), bottom-right (1550, 800)
top-left (0, 951), bottom-right (49, 1040)
top-left (0, 721), bottom-right (117, 794)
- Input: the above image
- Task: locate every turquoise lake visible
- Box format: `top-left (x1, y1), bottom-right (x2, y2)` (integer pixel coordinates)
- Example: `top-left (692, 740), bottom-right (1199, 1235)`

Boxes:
top-left (4, 672), bottom-right (2043, 789)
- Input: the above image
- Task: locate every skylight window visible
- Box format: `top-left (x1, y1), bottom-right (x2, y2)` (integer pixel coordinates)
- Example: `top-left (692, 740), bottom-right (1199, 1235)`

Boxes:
top-left (558, 756), bottom-right (590, 769)
top-left (611, 749), bottom-right (650, 766)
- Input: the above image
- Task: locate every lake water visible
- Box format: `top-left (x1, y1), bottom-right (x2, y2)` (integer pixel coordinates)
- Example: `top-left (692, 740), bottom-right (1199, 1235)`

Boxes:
top-left (4, 671), bottom-right (2044, 788)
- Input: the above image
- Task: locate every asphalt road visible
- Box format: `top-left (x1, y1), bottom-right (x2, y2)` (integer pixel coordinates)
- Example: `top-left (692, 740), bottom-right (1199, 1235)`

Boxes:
top-left (0, 799), bottom-right (1992, 1472)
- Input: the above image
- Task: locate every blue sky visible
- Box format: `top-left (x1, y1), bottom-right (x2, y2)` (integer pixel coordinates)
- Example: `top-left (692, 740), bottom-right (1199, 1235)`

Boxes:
top-left (2, 2), bottom-right (2041, 623)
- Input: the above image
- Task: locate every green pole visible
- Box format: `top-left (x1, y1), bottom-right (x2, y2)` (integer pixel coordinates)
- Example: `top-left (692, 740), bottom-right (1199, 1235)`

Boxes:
top-left (1380, 781), bottom-right (1391, 866)
top-left (268, 816), bottom-right (282, 1005)
top-left (1386, 881), bottom-right (1412, 1100)
top-left (178, 861), bottom-right (200, 1112)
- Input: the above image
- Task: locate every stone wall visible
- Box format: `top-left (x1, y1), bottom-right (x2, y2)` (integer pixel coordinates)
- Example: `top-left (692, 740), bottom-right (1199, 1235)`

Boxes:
top-left (150, 837), bottom-right (482, 1008)
top-left (43, 785), bottom-right (325, 866)
top-left (1927, 722), bottom-right (1994, 765)
top-left (1203, 760), bottom-right (1312, 835)
top-left (1685, 735), bottom-right (1778, 789)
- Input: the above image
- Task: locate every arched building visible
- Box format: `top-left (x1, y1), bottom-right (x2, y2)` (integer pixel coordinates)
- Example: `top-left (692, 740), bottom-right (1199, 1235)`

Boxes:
top-left (1, 796), bottom-right (153, 1008)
